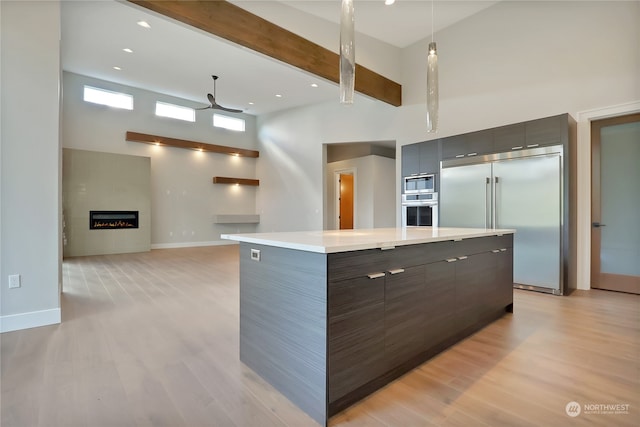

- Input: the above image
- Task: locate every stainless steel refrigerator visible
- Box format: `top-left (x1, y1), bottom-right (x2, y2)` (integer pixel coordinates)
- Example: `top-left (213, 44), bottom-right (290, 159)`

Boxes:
top-left (440, 145), bottom-right (564, 294)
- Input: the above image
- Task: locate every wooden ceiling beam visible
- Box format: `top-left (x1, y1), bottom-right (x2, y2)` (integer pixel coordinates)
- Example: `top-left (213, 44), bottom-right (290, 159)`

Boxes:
top-left (127, 0), bottom-right (402, 107)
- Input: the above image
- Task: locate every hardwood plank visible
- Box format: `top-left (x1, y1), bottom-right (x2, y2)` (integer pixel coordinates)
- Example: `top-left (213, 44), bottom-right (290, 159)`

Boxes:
top-left (127, 0), bottom-right (402, 107)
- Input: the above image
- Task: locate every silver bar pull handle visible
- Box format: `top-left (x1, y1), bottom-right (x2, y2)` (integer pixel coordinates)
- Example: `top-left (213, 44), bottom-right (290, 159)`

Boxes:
top-left (458, 256), bottom-right (468, 260)
top-left (492, 176), bottom-right (499, 228)
top-left (388, 268), bottom-right (405, 275)
top-left (492, 249), bottom-right (500, 253)
top-left (367, 272), bottom-right (386, 279)
top-left (467, 152), bottom-right (478, 157)
top-left (526, 144), bottom-right (539, 148)
top-left (511, 146), bottom-right (523, 150)
top-left (500, 248), bottom-right (507, 252)
top-left (485, 177), bottom-right (491, 229)
top-left (445, 258), bottom-right (458, 263)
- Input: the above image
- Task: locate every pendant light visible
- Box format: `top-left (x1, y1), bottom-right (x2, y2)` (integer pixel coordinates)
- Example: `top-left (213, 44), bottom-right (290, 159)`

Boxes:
top-left (340, 0), bottom-right (355, 104)
top-left (426, 1), bottom-right (439, 132)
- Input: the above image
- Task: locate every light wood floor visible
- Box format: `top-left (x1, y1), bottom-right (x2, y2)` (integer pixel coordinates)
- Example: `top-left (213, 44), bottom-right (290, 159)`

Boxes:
top-left (1, 246), bottom-right (638, 426)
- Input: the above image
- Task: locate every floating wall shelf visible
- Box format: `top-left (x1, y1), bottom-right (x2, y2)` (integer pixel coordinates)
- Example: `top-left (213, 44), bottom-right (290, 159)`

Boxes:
top-left (213, 176), bottom-right (260, 186)
top-left (214, 214), bottom-right (260, 224)
top-left (126, 131), bottom-right (259, 158)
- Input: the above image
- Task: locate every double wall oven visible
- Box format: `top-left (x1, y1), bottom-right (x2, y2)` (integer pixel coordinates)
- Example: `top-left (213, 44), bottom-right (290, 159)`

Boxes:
top-left (402, 173), bottom-right (438, 227)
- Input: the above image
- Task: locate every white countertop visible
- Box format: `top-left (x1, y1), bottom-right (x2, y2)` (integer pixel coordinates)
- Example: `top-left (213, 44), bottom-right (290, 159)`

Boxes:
top-left (221, 227), bottom-right (515, 254)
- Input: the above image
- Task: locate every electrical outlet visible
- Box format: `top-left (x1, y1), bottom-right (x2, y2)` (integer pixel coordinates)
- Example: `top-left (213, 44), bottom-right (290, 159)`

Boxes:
top-left (8, 274), bottom-right (21, 289)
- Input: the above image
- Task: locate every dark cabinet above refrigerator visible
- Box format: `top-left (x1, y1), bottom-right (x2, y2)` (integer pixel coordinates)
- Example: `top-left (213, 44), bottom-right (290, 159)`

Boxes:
top-left (401, 114), bottom-right (572, 168)
top-left (441, 129), bottom-right (493, 159)
top-left (401, 141), bottom-right (439, 177)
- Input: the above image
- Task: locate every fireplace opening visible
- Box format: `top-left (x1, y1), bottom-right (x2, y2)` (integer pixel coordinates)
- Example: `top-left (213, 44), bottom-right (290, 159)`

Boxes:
top-left (90, 211), bottom-right (139, 230)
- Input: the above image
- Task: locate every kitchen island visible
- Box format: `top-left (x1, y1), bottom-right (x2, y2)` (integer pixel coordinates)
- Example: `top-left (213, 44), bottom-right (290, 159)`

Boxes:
top-left (221, 227), bottom-right (515, 426)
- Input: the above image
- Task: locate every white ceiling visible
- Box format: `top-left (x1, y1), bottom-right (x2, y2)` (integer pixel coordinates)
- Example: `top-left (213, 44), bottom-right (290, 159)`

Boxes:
top-left (61, 1), bottom-right (498, 116)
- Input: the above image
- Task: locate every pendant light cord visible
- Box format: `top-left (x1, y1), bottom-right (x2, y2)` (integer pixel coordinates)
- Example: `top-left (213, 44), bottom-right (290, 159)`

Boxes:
top-left (431, 0), bottom-right (434, 43)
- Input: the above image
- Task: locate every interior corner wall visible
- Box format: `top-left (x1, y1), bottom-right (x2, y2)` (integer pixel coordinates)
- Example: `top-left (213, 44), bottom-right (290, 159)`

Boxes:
top-left (1, 0), bottom-right (61, 332)
top-left (62, 72), bottom-right (259, 248)
top-left (372, 156), bottom-right (396, 228)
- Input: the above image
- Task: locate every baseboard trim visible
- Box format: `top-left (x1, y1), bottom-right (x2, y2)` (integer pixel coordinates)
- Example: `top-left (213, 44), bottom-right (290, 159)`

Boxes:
top-left (1, 308), bottom-right (61, 333)
top-left (151, 240), bottom-right (237, 250)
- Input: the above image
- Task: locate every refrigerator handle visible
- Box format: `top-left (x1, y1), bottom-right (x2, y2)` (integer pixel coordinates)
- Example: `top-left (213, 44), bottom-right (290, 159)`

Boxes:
top-left (493, 176), bottom-right (499, 228)
top-left (485, 177), bottom-right (491, 229)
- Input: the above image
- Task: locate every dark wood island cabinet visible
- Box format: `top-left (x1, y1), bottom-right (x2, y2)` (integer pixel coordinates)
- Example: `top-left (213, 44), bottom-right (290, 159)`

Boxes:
top-left (223, 228), bottom-right (515, 426)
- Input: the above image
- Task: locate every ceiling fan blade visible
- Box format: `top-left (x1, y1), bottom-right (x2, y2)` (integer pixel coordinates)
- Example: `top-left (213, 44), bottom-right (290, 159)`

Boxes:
top-left (195, 106), bottom-right (212, 110)
top-left (213, 104), bottom-right (243, 113)
top-left (207, 93), bottom-right (215, 104)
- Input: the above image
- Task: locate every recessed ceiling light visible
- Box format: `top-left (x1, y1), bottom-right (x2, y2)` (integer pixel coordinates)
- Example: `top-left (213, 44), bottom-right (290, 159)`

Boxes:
top-left (311, 83), bottom-right (319, 88)
top-left (123, 48), bottom-right (133, 53)
top-left (137, 20), bottom-right (151, 29)
top-left (275, 94), bottom-right (282, 98)
top-left (113, 66), bottom-right (122, 71)
top-left (248, 102), bottom-right (254, 105)
top-left (385, 0), bottom-right (396, 5)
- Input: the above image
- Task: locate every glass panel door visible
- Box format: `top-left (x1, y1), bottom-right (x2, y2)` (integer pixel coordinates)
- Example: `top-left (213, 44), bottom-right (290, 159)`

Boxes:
top-left (592, 114), bottom-right (640, 293)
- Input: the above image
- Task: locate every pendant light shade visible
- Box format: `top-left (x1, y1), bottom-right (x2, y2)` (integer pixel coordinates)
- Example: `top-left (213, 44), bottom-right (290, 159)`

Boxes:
top-left (339, 0), bottom-right (355, 104)
top-left (426, 42), bottom-right (439, 132)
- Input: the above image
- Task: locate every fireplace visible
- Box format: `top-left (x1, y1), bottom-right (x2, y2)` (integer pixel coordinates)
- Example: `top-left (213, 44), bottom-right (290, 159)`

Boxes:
top-left (90, 211), bottom-right (139, 230)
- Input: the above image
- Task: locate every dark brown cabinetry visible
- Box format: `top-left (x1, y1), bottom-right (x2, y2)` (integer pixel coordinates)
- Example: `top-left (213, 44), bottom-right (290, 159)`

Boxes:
top-left (385, 265), bottom-right (426, 368)
top-left (404, 113), bottom-right (573, 166)
top-left (525, 115), bottom-right (565, 147)
top-left (441, 129), bottom-right (493, 159)
top-left (492, 123), bottom-right (526, 153)
top-left (328, 274), bottom-right (385, 402)
top-left (423, 260), bottom-right (456, 347)
top-left (455, 251), bottom-right (497, 331)
top-left (326, 235), bottom-right (513, 414)
top-left (401, 143), bottom-right (421, 178)
top-left (401, 140), bottom-right (440, 190)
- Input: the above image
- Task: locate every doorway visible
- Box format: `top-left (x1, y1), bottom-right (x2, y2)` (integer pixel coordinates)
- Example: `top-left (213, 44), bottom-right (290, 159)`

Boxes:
top-left (337, 172), bottom-right (354, 229)
top-left (591, 113), bottom-right (640, 294)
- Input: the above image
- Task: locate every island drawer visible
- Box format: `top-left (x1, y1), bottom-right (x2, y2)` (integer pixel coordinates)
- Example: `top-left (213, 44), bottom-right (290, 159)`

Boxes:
top-left (328, 241), bottom-right (455, 282)
top-left (452, 234), bottom-right (513, 256)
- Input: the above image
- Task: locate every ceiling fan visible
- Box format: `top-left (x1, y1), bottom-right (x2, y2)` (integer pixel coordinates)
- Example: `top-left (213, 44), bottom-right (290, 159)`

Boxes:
top-left (196, 75), bottom-right (243, 113)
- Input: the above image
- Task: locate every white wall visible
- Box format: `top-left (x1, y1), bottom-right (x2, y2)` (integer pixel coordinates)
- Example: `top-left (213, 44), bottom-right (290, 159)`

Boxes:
top-left (62, 72), bottom-right (260, 248)
top-left (372, 155), bottom-right (396, 228)
top-left (257, 1), bottom-right (640, 289)
top-left (325, 155), bottom-right (396, 230)
top-left (1, 0), bottom-right (61, 332)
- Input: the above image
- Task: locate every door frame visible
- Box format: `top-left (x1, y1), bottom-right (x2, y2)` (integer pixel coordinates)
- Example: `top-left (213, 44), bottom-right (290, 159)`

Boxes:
top-left (576, 101), bottom-right (640, 290)
top-left (335, 168), bottom-right (356, 230)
